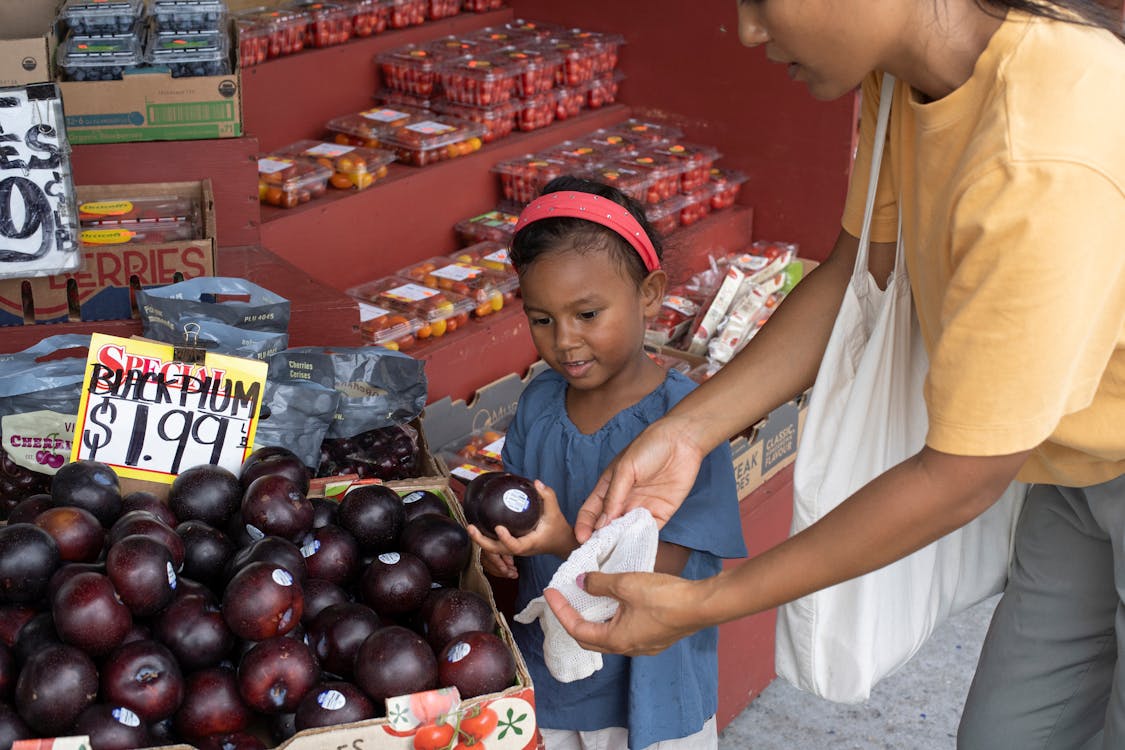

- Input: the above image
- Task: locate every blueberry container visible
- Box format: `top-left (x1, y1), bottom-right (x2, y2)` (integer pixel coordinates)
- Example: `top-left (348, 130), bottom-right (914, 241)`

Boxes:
top-left (151, 0), bottom-right (228, 33)
top-left (145, 30), bottom-right (232, 78)
top-left (60, 0), bottom-right (144, 36)
top-left (59, 33), bottom-right (145, 81)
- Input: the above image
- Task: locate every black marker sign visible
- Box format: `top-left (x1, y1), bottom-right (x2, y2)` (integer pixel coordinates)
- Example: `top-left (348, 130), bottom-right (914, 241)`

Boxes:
top-left (0, 83), bottom-right (80, 278)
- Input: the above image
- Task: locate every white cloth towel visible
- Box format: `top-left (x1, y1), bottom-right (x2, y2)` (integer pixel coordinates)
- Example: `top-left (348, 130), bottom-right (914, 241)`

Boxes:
top-left (514, 508), bottom-right (659, 682)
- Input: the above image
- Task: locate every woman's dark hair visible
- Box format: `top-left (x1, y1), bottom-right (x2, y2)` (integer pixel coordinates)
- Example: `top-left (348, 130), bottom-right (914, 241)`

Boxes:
top-left (978, 0), bottom-right (1124, 40)
top-left (509, 175), bottom-right (664, 286)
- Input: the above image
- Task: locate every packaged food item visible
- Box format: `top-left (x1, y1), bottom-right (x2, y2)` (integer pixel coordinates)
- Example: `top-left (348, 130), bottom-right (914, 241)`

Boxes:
top-left (580, 127), bottom-right (642, 157)
top-left (438, 53), bottom-right (521, 107)
top-left (79, 221), bottom-right (201, 245)
top-left (376, 89), bottom-right (438, 111)
top-left (293, 1), bottom-right (353, 47)
top-left (78, 195), bottom-right (200, 225)
top-left (397, 256), bottom-right (517, 317)
top-left (461, 0), bottom-right (503, 13)
top-left (326, 105), bottom-right (427, 147)
top-left (492, 155), bottom-right (567, 205)
top-left (494, 47), bottom-right (561, 97)
top-left (644, 194), bottom-right (685, 236)
top-left (377, 43), bottom-right (468, 97)
top-left (601, 117), bottom-right (684, 146)
top-left (645, 348), bottom-right (695, 375)
top-left (501, 18), bottom-right (565, 41)
top-left (235, 15), bottom-right (270, 67)
top-left (446, 428), bottom-right (505, 479)
top-left (728, 241), bottom-right (799, 284)
top-left (454, 209), bottom-right (519, 247)
top-left (372, 114), bottom-right (485, 166)
top-left (387, 0), bottom-right (426, 28)
top-left (257, 156), bottom-right (332, 209)
top-left (687, 359), bottom-right (723, 384)
top-left (425, 0), bottom-right (460, 20)
top-left (708, 286), bottom-right (780, 364)
top-left (560, 29), bottom-right (624, 75)
top-left (356, 302), bottom-right (423, 350)
top-left (646, 291), bottom-right (702, 347)
top-left (234, 7), bottom-right (307, 59)
top-left (270, 140), bottom-right (396, 190)
top-left (709, 167), bottom-right (749, 210)
top-left (536, 139), bottom-right (613, 169)
top-left (553, 85), bottom-right (586, 121)
top-left (433, 100), bottom-right (516, 144)
top-left (585, 70), bottom-right (623, 109)
top-left (513, 91), bottom-right (556, 132)
top-left (59, 33), bottom-right (144, 81)
top-left (534, 37), bottom-right (597, 87)
top-left (341, 0), bottom-right (391, 36)
top-left (678, 185), bottom-right (715, 227)
top-left (574, 164), bottom-right (654, 205)
top-left (347, 277), bottom-right (474, 339)
top-left (611, 152), bottom-right (685, 205)
top-left (651, 141), bottom-right (722, 193)
top-left (449, 240), bottom-right (518, 278)
top-left (60, 0), bottom-right (144, 35)
top-left (145, 30), bottom-right (232, 78)
top-left (151, 0), bottom-right (228, 33)
top-left (686, 264), bottom-right (747, 356)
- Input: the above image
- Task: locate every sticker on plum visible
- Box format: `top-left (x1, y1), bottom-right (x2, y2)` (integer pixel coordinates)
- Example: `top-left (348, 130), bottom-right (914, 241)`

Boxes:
top-left (318, 689), bottom-right (347, 710)
top-left (430, 263), bottom-right (482, 282)
top-left (406, 120), bottom-right (456, 135)
top-left (166, 562), bottom-right (177, 589)
top-left (502, 489), bottom-right (530, 514)
top-left (378, 552), bottom-right (401, 564)
top-left (300, 539), bottom-right (321, 557)
top-left (112, 707), bottom-right (141, 727)
top-left (272, 568), bottom-right (294, 586)
top-left (385, 283), bottom-right (439, 302)
top-left (302, 142), bottom-right (356, 157)
top-left (446, 641), bottom-right (471, 663)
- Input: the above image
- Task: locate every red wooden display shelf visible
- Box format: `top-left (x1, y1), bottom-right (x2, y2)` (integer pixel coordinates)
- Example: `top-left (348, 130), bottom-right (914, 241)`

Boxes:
top-left (717, 463), bottom-right (796, 731)
top-left (241, 8), bottom-right (514, 152)
top-left (258, 105), bottom-right (630, 292)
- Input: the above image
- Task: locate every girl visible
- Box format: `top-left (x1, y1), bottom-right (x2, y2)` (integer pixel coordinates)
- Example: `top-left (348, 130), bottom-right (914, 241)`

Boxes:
top-left (466, 176), bottom-right (747, 749)
top-left (548, 1), bottom-right (1125, 749)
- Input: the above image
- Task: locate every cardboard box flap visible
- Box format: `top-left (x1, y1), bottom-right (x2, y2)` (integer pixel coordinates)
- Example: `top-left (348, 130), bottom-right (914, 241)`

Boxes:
top-left (422, 361), bottom-right (549, 451)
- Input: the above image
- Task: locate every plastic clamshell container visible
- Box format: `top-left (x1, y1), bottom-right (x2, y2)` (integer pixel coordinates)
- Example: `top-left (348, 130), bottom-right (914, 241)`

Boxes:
top-left (442, 428), bottom-right (506, 484)
top-left (295, 1), bottom-right (354, 47)
top-left (257, 156), bottom-right (332, 209)
top-left (433, 100), bottom-right (516, 144)
top-left (80, 219), bottom-right (201, 246)
top-left (78, 195), bottom-right (200, 225)
top-left (492, 47), bottom-right (562, 97)
top-left (492, 155), bottom-right (567, 205)
top-left (438, 53), bottom-right (521, 106)
top-left (426, 0), bottom-right (461, 20)
top-left (449, 240), bottom-right (518, 278)
top-left (377, 44), bottom-right (453, 97)
top-left (461, 0), bottom-right (503, 12)
top-left (645, 194), bottom-right (686, 237)
top-left (646, 348), bottom-right (696, 376)
top-left (271, 140), bottom-right (396, 190)
top-left (574, 164), bottom-right (655, 205)
top-left (651, 141), bottom-right (722, 193)
top-left (342, 0), bottom-right (391, 36)
top-left (60, 0), bottom-right (144, 35)
top-left (387, 0), bottom-right (427, 28)
top-left (356, 301), bottom-right (423, 350)
top-left (347, 277), bottom-right (473, 338)
top-left (532, 36), bottom-right (597, 87)
top-left (501, 18), bottom-right (565, 41)
top-left (59, 34), bottom-right (145, 80)
top-left (462, 25), bottom-right (525, 51)
top-left (234, 7), bottom-right (307, 58)
top-left (454, 209), bottom-right (519, 247)
top-left (151, 0), bottom-right (228, 32)
top-left (536, 138), bottom-right (613, 169)
top-left (376, 89), bottom-right (438, 110)
top-left (678, 184), bottom-right (716, 228)
top-left (612, 152), bottom-right (687, 204)
top-left (552, 84), bottom-right (586, 121)
top-left (373, 114), bottom-right (485, 166)
top-left (577, 127), bottom-right (642, 158)
top-left (584, 70), bottom-right (624, 109)
top-left (560, 29), bottom-right (624, 75)
top-left (397, 256), bottom-right (516, 316)
top-left (514, 91), bottom-right (557, 133)
top-left (235, 16), bottom-right (269, 67)
top-left (601, 117), bottom-right (684, 146)
top-left (709, 167), bottom-right (748, 210)
top-left (145, 30), bottom-right (232, 78)
top-left (324, 105), bottom-right (427, 146)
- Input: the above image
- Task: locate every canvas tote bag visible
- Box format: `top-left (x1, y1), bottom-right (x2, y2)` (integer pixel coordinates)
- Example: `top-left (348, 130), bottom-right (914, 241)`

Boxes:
top-left (775, 73), bottom-right (1026, 703)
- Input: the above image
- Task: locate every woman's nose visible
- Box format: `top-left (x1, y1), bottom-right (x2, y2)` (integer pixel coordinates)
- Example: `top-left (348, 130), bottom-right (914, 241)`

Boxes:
top-left (737, 4), bottom-right (769, 47)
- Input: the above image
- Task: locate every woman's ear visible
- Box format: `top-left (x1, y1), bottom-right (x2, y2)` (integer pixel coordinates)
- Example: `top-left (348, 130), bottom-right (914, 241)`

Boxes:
top-left (640, 269), bottom-right (668, 319)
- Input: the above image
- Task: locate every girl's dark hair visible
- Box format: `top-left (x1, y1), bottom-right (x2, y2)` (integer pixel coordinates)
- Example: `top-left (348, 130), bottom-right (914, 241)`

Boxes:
top-left (509, 175), bottom-right (664, 286)
top-left (978, 0), bottom-right (1124, 41)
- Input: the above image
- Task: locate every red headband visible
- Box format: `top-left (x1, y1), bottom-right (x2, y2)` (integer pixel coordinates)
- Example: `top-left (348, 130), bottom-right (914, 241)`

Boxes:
top-left (513, 191), bottom-right (661, 272)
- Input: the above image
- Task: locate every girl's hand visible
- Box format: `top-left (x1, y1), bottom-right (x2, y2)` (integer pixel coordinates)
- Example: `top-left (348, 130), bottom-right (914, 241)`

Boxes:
top-left (480, 549), bottom-right (518, 579)
top-left (467, 480), bottom-right (578, 561)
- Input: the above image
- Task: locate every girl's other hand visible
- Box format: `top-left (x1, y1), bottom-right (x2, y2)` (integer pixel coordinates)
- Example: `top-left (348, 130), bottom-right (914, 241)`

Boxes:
top-left (467, 480), bottom-right (579, 560)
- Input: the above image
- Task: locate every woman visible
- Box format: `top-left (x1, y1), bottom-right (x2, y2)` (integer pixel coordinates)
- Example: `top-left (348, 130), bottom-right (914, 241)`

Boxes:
top-left (545, 1), bottom-right (1125, 747)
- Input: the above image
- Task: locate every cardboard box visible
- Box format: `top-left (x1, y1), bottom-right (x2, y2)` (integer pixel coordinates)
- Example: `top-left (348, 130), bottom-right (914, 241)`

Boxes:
top-left (0, 180), bottom-right (217, 326)
top-left (57, 23), bottom-right (242, 144)
top-left (0, 0), bottom-right (57, 87)
top-left (729, 390), bottom-right (809, 500)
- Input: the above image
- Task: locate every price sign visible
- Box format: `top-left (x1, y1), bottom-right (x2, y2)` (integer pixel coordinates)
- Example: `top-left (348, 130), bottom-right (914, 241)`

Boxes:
top-left (0, 83), bottom-right (80, 279)
top-left (71, 333), bottom-right (267, 483)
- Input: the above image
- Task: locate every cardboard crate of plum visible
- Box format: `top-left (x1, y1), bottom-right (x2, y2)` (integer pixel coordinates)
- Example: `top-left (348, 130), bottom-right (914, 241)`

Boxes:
top-left (0, 450), bottom-right (541, 750)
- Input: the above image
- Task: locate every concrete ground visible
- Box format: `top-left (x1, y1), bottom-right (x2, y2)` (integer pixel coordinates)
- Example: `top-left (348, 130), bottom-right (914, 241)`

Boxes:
top-left (718, 595), bottom-right (1000, 749)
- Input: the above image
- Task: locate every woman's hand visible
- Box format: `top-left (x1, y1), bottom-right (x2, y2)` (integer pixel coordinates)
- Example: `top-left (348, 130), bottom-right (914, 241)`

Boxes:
top-left (480, 549), bottom-right (518, 579)
top-left (543, 570), bottom-right (713, 656)
top-left (575, 415), bottom-right (708, 543)
top-left (467, 481), bottom-right (578, 561)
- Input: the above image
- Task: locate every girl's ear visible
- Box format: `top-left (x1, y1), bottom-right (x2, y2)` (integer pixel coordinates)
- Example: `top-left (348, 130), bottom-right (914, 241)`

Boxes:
top-left (640, 269), bottom-right (668, 319)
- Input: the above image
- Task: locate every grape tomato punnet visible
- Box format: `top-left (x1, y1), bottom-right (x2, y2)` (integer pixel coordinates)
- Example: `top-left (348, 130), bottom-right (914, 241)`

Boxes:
top-left (492, 155), bottom-right (568, 205)
top-left (709, 167), bottom-right (749, 210)
top-left (601, 117), bottom-right (684, 145)
top-left (397, 256), bottom-right (516, 317)
top-left (346, 277), bottom-right (473, 339)
top-left (454, 209), bottom-right (519, 247)
top-left (257, 157), bottom-right (332, 209)
top-left (356, 302), bottom-right (423, 351)
top-left (270, 139), bottom-right (396, 191)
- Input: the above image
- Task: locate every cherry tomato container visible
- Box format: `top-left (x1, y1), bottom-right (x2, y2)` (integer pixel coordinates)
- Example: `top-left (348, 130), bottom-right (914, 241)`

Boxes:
top-left (257, 156), bottom-right (332, 209)
top-left (651, 141), bottom-right (722, 193)
top-left (552, 85), bottom-right (586, 121)
top-left (60, 0), bottom-right (144, 35)
top-left (513, 91), bottom-right (557, 132)
top-left (493, 47), bottom-right (562, 97)
top-left (397, 256), bottom-right (517, 316)
top-left (536, 139), bottom-right (615, 169)
top-left (462, 26), bottom-right (526, 51)
top-left (59, 34), bottom-right (145, 81)
top-left (235, 7), bottom-right (307, 59)
top-left (560, 29), bottom-right (624, 75)
top-left (151, 0), bottom-right (228, 33)
top-left (78, 195), bottom-right (201, 225)
top-left (492, 155), bottom-right (567, 204)
top-left (356, 301), bottom-right (423, 350)
top-left (584, 70), bottom-right (624, 109)
top-left (533, 37), bottom-right (597, 87)
top-left (678, 184), bottom-right (716, 227)
top-left (647, 292), bottom-right (702, 346)
top-left (271, 140), bottom-right (396, 190)
top-left (501, 18), bottom-right (565, 41)
top-left (376, 44), bottom-right (451, 98)
top-left (601, 117), bottom-right (684, 146)
top-left (292, 1), bottom-right (353, 47)
top-left (235, 15), bottom-right (270, 67)
top-left (438, 53), bottom-right (521, 107)
top-left (341, 0), bottom-right (391, 36)
top-left (325, 104), bottom-right (428, 147)
top-left (644, 194), bottom-right (686, 237)
top-left (574, 164), bottom-right (655, 205)
top-left (370, 114), bottom-right (485, 166)
top-left (576, 127), bottom-right (643, 158)
top-left (144, 30), bottom-right (232, 78)
top-left (454, 209), bottom-right (519, 247)
top-left (433, 100), bottom-right (517, 144)
top-left (611, 152), bottom-right (686, 204)
top-left (449, 241), bottom-right (518, 278)
top-left (460, 0), bottom-right (504, 13)
top-left (425, 0), bottom-right (461, 20)
top-left (347, 277), bottom-right (474, 339)
top-left (375, 89), bottom-right (439, 111)
top-left (709, 167), bottom-right (749, 210)
top-left (387, 0), bottom-right (426, 28)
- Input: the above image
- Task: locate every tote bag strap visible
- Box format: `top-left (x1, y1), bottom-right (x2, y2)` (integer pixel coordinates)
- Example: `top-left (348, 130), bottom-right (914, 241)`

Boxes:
top-left (854, 73), bottom-right (898, 283)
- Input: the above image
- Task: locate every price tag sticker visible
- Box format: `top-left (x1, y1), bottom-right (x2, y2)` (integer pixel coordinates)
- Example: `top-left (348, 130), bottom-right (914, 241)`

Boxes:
top-left (71, 333), bottom-right (267, 483)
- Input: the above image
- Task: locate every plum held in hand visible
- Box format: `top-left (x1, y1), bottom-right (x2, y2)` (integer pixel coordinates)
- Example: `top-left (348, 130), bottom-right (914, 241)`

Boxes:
top-left (462, 471), bottom-right (544, 539)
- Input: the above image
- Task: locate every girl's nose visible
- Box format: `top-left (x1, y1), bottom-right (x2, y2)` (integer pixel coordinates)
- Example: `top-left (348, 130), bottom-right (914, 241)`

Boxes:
top-left (554, 320), bottom-right (579, 351)
top-left (737, 4), bottom-right (769, 47)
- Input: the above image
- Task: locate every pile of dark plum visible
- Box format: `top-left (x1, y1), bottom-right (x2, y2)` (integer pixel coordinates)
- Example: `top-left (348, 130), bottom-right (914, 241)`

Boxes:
top-left (0, 448), bottom-right (518, 750)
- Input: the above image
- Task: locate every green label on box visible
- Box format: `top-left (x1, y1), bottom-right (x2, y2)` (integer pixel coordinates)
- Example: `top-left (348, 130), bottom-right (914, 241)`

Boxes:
top-left (66, 121), bottom-right (241, 144)
top-left (148, 100), bottom-right (236, 125)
